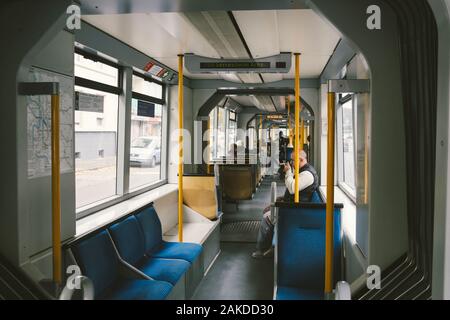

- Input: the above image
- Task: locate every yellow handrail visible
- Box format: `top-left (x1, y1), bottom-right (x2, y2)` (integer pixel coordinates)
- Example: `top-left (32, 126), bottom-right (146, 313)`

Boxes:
top-left (51, 94), bottom-right (61, 284)
top-left (294, 53), bottom-right (301, 203)
top-left (178, 54), bottom-right (184, 242)
top-left (325, 91), bottom-right (336, 294)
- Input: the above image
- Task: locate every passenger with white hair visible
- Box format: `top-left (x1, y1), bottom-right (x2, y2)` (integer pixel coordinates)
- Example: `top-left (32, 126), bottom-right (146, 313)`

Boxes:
top-left (252, 149), bottom-right (319, 259)
top-left (282, 149), bottom-right (319, 202)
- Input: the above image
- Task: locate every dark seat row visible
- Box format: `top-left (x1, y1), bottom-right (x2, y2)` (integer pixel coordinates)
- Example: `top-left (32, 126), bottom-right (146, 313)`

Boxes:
top-left (69, 206), bottom-right (203, 300)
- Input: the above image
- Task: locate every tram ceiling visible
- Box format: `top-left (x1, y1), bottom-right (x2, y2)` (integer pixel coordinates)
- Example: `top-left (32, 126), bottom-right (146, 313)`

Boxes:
top-left (197, 88), bottom-right (313, 118)
top-left (80, 2), bottom-right (341, 114)
top-left (79, 0), bottom-right (310, 15)
top-left (81, 9), bottom-right (340, 83)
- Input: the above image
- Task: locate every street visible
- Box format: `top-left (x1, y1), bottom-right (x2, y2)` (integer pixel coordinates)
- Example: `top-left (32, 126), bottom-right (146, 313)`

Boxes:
top-left (75, 157), bottom-right (160, 208)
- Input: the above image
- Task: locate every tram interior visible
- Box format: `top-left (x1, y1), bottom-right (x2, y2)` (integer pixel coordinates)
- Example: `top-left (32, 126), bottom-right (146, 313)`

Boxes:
top-left (0, 0), bottom-right (448, 301)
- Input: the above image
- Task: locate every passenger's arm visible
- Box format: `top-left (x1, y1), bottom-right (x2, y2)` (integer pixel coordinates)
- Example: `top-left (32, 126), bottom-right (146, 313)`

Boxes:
top-left (285, 170), bottom-right (314, 194)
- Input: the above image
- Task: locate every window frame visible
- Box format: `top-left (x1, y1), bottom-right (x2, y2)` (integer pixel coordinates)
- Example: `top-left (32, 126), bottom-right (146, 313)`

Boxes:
top-left (336, 93), bottom-right (357, 203)
top-left (75, 48), bottom-right (169, 220)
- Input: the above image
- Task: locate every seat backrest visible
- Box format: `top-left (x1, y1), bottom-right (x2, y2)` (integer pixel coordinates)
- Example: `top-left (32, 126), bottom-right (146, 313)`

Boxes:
top-left (221, 165), bottom-right (253, 200)
top-left (71, 230), bottom-right (119, 298)
top-left (310, 191), bottom-right (323, 203)
top-left (277, 206), bottom-right (342, 291)
top-left (135, 206), bottom-right (163, 254)
top-left (109, 216), bottom-right (146, 266)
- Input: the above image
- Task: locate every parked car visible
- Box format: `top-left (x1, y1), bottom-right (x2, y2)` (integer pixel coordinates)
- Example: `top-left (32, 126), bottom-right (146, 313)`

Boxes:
top-left (130, 136), bottom-right (161, 167)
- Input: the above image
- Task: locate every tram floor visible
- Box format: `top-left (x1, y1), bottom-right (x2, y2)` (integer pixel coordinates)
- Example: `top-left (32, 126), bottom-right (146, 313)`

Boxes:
top-left (191, 242), bottom-right (274, 300)
top-left (221, 175), bottom-right (286, 223)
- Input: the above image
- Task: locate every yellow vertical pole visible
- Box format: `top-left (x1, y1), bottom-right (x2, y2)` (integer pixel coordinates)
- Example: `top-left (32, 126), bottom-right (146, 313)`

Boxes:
top-left (178, 55), bottom-right (184, 242)
top-left (294, 53), bottom-right (301, 203)
top-left (51, 94), bottom-right (61, 284)
top-left (325, 91), bottom-right (336, 295)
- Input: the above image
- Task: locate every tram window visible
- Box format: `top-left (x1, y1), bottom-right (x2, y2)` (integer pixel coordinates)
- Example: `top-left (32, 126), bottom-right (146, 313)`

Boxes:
top-left (74, 48), bottom-right (169, 217)
top-left (208, 108), bottom-right (216, 159)
top-left (74, 85), bottom-right (119, 208)
top-left (129, 99), bottom-right (163, 190)
top-left (217, 107), bottom-right (226, 158)
top-left (74, 53), bottom-right (118, 86)
top-left (228, 115), bottom-right (237, 146)
top-left (132, 74), bottom-right (163, 99)
top-left (338, 95), bottom-right (356, 195)
top-left (229, 110), bottom-right (236, 121)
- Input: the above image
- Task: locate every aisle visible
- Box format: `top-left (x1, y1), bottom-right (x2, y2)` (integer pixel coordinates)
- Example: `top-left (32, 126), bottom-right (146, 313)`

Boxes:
top-left (191, 243), bottom-right (274, 300)
top-left (192, 176), bottom-right (286, 300)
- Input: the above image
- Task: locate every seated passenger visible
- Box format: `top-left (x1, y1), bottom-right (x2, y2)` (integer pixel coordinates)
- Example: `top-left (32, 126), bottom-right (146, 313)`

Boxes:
top-left (252, 150), bottom-right (319, 259)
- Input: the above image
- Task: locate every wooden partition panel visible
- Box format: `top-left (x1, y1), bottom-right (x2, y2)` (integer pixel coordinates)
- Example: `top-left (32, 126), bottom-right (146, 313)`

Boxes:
top-left (183, 176), bottom-right (218, 220)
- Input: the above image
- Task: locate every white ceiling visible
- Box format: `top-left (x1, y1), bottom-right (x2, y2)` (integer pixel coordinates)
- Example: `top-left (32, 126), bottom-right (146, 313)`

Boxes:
top-left (82, 9), bottom-right (340, 111)
top-left (82, 9), bottom-right (340, 81)
top-left (83, 12), bottom-right (222, 79)
top-left (233, 10), bottom-right (340, 80)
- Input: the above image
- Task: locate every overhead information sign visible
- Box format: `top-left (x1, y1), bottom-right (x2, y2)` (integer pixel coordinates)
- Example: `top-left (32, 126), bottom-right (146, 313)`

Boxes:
top-left (75, 91), bottom-right (104, 113)
top-left (266, 115), bottom-right (285, 120)
top-left (185, 53), bottom-right (291, 74)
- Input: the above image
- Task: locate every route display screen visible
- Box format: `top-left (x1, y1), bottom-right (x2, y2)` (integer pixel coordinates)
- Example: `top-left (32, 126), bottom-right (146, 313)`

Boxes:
top-left (200, 61), bottom-right (271, 69)
top-left (185, 53), bottom-right (291, 74)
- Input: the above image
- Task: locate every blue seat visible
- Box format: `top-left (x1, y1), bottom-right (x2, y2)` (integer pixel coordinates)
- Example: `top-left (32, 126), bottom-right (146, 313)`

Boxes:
top-left (109, 216), bottom-right (190, 286)
top-left (71, 230), bottom-right (172, 300)
top-left (272, 191), bottom-right (323, 247)
top-left (310, 191), bottom-right (323, 203)
top-left (275, 204), bottom-right (342, 300)
top-left (106, 279), bottom-right (172, 300)
top-left (135, 206), bottom-right (202, 263)
top-left (276, 287), bottom-right (323, 300)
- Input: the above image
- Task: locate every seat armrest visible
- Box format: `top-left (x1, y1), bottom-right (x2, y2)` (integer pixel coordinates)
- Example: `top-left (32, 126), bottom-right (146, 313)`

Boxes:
top-left (117, 258), bottom-right (152, 280)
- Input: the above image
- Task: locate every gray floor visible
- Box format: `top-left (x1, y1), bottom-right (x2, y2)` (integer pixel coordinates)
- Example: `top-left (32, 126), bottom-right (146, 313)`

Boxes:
top-left (192, 242), bottom-right (274, 300)
top-left (192, 176), bottom-right (286, 300)
top-left (221, 178), bottom-right (285, 223)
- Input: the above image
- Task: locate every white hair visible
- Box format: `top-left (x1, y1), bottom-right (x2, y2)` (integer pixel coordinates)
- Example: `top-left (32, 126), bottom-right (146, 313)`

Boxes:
top-left (299, 150), bottom-right (307, 160)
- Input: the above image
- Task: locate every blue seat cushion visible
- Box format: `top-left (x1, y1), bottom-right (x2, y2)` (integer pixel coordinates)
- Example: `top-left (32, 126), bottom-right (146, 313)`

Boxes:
top-left (109, 216), bottom-right (146, 266)
top-left (71, 230), bottom-right (119, 298)
top-left (137, 257), bottom-right (190, 285)
top-left (101, 279), bottom-right (173, 300)
top-left (150, 241), bottom-right (202, 264)
top-left (276, 286), bottom-right (323, 300)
